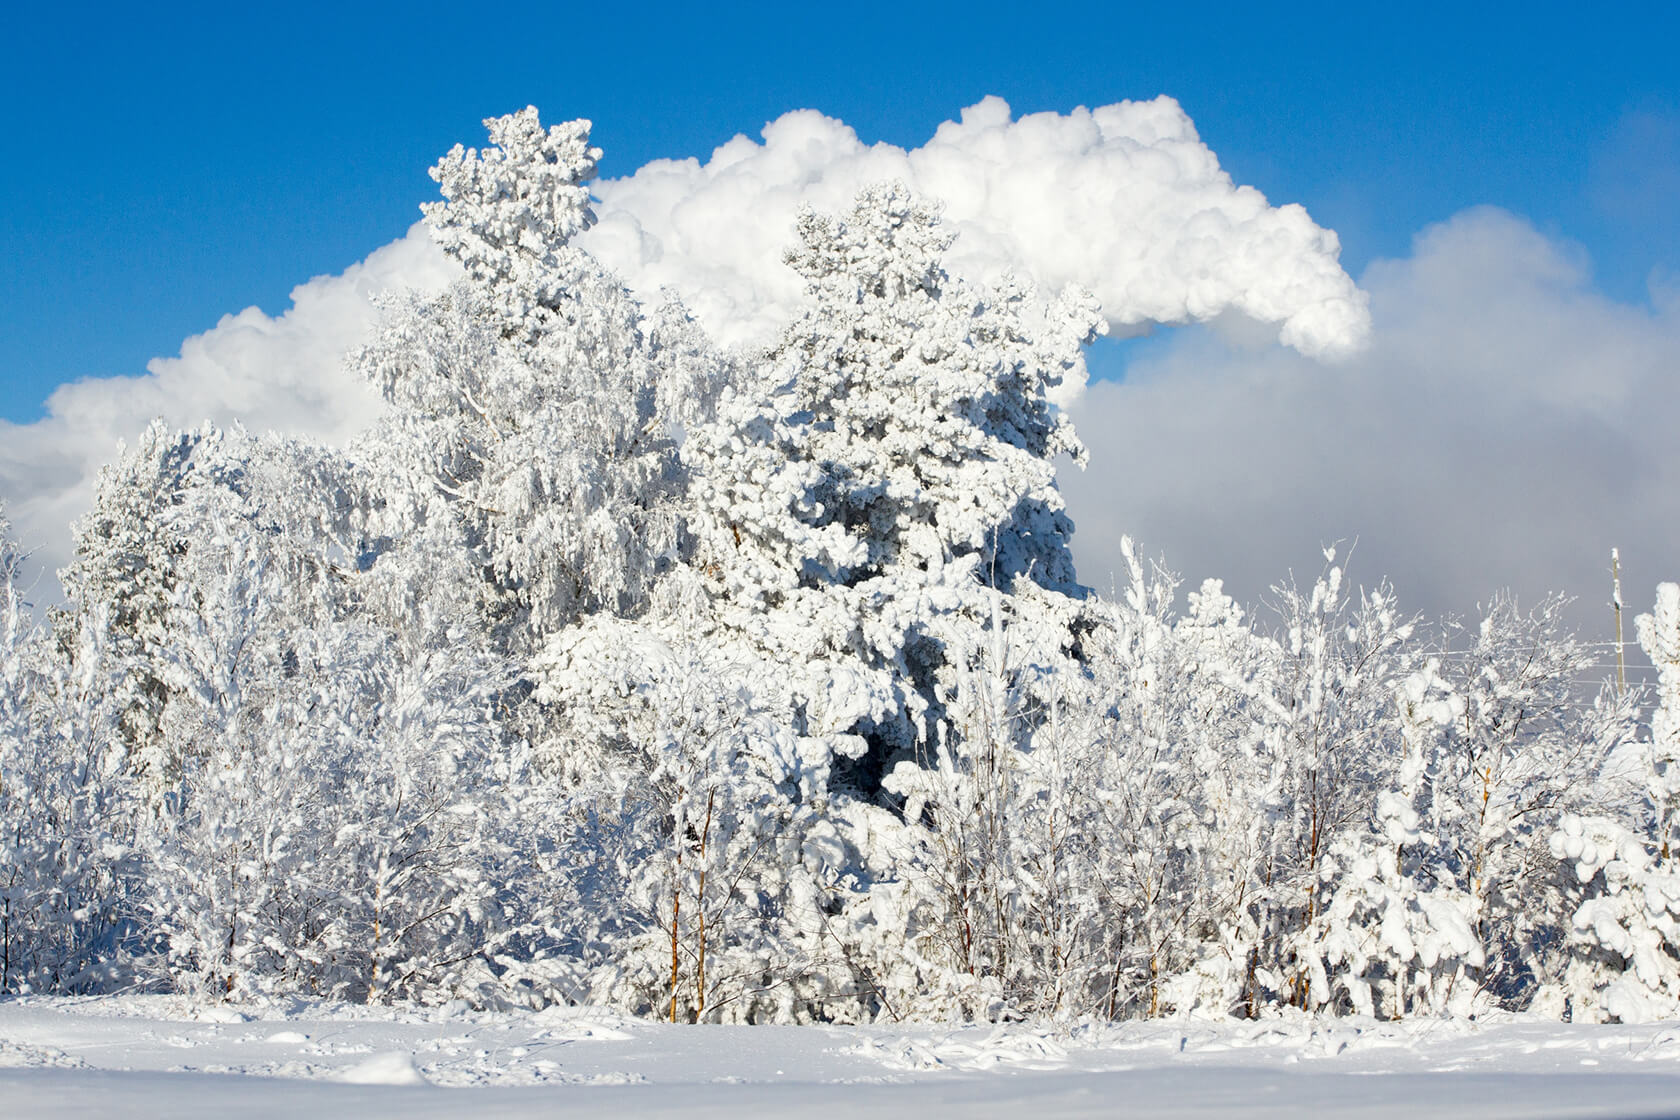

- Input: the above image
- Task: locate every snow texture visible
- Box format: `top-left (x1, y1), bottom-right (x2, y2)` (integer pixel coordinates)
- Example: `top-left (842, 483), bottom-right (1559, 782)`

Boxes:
top-left (3, 997), bottom-right (1680, 1118)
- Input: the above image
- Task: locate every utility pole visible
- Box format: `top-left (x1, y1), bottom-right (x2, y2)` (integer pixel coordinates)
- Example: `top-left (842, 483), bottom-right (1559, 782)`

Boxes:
top-left (1613, 548), bottom-right (1626, 696)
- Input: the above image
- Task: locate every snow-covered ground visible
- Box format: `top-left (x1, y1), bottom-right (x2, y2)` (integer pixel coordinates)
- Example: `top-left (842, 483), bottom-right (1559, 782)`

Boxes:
top-left (4, 999), bottom-right (1680, 1118)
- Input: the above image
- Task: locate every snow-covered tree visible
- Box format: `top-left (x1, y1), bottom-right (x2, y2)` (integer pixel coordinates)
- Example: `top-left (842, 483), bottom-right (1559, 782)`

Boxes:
top-left (1550, 813), bottom-right (1680, 1022)
top-left (1419, 594), bottom-right (1631, 1005)
top-left (353, 108), bottom-right (685, 661)
top-left (880, 540), bottom-right (1197, 1021)
top-left (1550, 583), bottom-right (1680, 1022)
top-left (671, 182), bottom-right (1105, 1020)
top-left (1239, 553), bottom-right (1418, 1012)
top-left (1067, 556), bottom-right (1273, 1020)
top-left (57, 422), bottom-right (357, 795)
top-left (140, 515), bottom-right (530, 1003)
top-left (1147, 577), bottom-right (1279, 1017)
top-left (866, 583), bottom-right (1054, 1020)
top-left (0, 509), bottom-right (138, 993)
top-left (1306, 658), bottom-right (1482, 1018)
top-left (686, 181), bottom-right (1099, 788)
top-left (535, 611), bottom-right (859, 1022)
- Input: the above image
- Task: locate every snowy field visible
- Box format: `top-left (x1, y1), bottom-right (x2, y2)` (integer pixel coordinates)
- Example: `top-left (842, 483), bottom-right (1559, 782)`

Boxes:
top-left (4, 1000), bottom-right (1680, 1118)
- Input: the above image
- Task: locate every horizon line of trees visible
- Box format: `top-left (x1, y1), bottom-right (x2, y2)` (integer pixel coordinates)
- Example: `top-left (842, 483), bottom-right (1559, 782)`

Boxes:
top-left (2, 107), bottom-right (1677, 1026)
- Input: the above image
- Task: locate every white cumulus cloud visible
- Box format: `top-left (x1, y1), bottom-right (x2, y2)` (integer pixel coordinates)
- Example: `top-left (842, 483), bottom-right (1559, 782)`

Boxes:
top-left (0, 231), bottom-right (455, 593)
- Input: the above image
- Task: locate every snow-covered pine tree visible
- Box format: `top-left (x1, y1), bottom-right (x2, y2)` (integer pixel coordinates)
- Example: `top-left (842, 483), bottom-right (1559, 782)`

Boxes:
top-left (676, 182), bottom-right (1103, 1020)
top-left (686, 180), bottom-right (1099, 785)
top-left (53, 425), bottom-right (183, 769)
top-left (352, 108), bottom-right (685, 666)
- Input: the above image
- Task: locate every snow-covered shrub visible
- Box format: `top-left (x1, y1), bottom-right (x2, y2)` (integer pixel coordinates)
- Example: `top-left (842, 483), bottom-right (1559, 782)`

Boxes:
top-left (536, 614), bottom-right (858, 1022)
top-left (141, 523), bottom-right (526, 1003)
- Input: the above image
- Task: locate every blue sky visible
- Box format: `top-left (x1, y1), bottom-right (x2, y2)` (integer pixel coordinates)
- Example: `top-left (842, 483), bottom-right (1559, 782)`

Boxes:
top-left (3, 1), bottom-right (1679, 628)
top-left (3, 0), bottom-right (1676, 422)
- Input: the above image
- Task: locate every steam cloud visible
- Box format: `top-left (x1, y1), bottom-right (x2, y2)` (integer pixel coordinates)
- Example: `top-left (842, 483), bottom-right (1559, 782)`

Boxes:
top-left (586, 96), bottom-right (1369, 359)
top-left (1062, 207), bottom-right (1680, 633)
